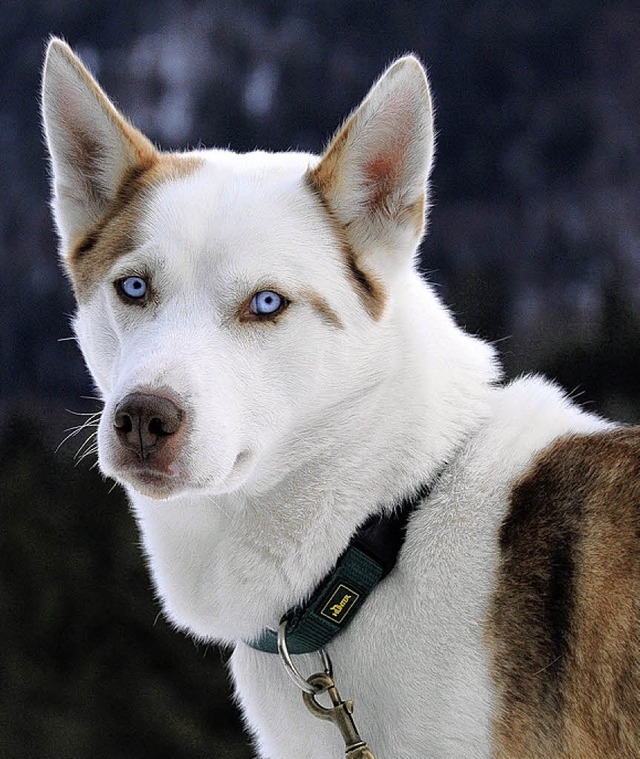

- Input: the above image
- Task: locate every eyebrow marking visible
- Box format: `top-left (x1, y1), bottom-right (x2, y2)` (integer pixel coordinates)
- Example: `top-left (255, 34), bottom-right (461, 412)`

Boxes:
top-left (301, 288), bottom-right (344, 329)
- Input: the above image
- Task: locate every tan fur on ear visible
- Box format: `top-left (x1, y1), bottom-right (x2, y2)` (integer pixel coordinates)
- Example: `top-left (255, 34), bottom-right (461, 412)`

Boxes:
top-left (42, 37), bottom-right (158, 252)
top-left (308, 56), bottom-right (435, 266)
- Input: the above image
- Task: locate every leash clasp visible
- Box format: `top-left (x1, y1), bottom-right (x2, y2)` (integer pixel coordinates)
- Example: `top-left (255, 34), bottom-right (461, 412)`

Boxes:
top-left (278, 618), bottom-right (376, 758)
top-left (303, 672), bottom-right (375, 758)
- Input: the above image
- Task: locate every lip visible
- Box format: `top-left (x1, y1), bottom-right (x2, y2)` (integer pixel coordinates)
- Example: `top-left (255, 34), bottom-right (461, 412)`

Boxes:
top-left (114, 448), bottom-right (255, 499)
top-left (210, 449), bottom-right (254, 492)
top-left (118, 466), bottom-right (185, 500)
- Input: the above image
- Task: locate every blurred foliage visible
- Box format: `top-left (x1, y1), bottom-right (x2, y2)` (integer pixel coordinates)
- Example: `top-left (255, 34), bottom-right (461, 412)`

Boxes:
top-left (0, 417), bottom-right (251, 759)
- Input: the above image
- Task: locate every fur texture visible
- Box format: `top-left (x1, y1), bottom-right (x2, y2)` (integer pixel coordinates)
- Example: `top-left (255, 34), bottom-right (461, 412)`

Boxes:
top-left (42, 38), bottom-right (639, 758)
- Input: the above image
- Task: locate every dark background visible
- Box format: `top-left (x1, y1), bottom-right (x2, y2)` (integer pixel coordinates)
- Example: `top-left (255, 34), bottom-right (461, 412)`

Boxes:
top-left (1, 1), bottom-right (639, 757)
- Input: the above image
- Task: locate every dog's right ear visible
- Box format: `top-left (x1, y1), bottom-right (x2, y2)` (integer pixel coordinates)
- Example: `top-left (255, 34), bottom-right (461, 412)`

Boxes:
top-left (41, 38), bottom-right (157, 253)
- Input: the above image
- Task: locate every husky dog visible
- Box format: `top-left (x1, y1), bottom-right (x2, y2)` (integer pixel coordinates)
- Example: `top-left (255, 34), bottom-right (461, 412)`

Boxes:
top-left (42, 38), bottom-right (639, 758)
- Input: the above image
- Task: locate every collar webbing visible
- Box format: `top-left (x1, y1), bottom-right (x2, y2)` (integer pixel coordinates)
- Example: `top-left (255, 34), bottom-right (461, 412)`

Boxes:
top-left (246, 481), bottom-right (434, 655)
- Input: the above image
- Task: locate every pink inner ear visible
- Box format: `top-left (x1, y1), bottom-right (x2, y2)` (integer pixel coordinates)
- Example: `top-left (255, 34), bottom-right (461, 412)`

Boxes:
top-left (365, 155), bottom-right (398, 184)
top-left (362, 120), bottom-right (413, 217)
top-left (360, 84), bottom-right (419, 205)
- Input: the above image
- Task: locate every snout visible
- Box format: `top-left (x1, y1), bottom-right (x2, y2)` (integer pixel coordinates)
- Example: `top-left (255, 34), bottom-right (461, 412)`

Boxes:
top-left (111, 391), bottom-right (187, 494)
top-left (114, 392), bottom-right (184, 458)
top-left (101, 384), bottom-right (252, 498)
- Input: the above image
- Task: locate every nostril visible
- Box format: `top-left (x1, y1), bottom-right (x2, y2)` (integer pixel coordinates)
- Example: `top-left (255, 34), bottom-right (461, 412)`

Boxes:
top-left (114, 412), bottom-right (133, 434)
top-left (148, 416), bottom-right (167, 437)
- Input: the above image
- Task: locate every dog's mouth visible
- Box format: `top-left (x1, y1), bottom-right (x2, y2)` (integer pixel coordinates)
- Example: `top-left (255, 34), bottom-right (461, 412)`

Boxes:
top-left (115, 449), bottom-right (254, 500)
top-left (118, 465), bottom-right (186, 500)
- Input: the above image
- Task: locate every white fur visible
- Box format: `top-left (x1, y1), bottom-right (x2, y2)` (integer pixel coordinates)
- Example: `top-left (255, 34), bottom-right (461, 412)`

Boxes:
top-left (43, 41), bottom-right (612, 757)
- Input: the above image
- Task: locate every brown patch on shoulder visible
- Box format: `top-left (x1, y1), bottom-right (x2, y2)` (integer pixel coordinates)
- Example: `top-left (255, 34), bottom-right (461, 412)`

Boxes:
top-left (488, 428), bottom-right (640, 759)
top-left (304, 171), bottom-right (386, 321)
top-left (67, 153), bottom-right (203, 299)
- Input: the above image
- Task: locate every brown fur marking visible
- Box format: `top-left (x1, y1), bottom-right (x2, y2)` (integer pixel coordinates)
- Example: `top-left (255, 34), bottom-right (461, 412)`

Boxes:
top-left (307, 116), bottom-right (351, 202)
top-left (399, 193), bottom-right (426, 236)
top-left (67, 153), bottom-right (203, 299)
top-left (489, 428), bottom-right (640, 759)
top-left (300, 288), bottom-right (344, 329)
top-left (304, 171), bottom-right (387, 321)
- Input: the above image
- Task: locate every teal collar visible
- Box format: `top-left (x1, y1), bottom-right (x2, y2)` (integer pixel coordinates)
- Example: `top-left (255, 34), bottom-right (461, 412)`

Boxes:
top-left (246, 481), bottom-right (434, 655)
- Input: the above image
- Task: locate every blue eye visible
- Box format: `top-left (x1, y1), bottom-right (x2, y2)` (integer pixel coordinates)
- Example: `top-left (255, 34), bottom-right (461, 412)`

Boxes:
top-left (118, 276), bottom-right (148, 300)
top-left (250, 290), bottom-right (285, 316)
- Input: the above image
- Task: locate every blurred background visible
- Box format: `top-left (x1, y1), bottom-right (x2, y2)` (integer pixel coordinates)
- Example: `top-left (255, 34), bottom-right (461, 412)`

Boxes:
top-left (1, 1), bottom-right (639, 757)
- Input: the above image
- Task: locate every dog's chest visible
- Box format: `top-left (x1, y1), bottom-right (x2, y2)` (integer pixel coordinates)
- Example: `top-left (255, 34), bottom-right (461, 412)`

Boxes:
top-left (230, 479), bottom-right (505, 758)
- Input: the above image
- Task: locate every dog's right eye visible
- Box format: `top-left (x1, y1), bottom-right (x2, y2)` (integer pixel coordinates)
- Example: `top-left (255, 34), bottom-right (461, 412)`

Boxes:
top-left (116, 276), bottom-right (148, 302)
top-left (250, 291), bottom-right (284, 316)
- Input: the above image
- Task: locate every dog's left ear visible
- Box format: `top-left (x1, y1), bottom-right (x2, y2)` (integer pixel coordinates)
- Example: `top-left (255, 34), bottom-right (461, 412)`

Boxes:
top-left (309, 56), bottom-right (434, 271)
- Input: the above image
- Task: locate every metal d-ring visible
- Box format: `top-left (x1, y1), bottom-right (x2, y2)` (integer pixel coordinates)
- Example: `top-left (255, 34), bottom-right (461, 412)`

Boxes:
top-left (277, 617), bottom-right (333, 694)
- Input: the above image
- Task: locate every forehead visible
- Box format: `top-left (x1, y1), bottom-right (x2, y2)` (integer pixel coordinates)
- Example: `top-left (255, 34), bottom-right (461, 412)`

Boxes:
top-left (68, 148), bottom-right (346, 298)
top-left (68, 148), bottom-right (386, 321)
top-left (140, 150), bottom-right (331, 278)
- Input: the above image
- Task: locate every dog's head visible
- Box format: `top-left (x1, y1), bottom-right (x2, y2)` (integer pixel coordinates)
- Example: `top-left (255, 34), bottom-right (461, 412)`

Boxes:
top-left (42, 39), bottom-right (437, 500)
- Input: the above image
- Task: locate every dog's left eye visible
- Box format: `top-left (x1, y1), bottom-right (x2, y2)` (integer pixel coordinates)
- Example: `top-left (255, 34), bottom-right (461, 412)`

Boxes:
top-left (249, 291), bottom-right (285, 316)
top-left (116, 276), bottom-right (148, 301)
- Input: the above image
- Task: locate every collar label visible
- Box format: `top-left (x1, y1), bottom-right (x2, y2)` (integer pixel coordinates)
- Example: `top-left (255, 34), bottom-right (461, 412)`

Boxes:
top-left (320, 583), bottom-right (360, 625)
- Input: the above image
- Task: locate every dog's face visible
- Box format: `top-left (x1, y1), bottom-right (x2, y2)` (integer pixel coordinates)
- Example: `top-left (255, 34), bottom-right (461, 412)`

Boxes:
top-left (73, 154), bottom-right (391, 499)
top-left (42, 40), bottom-right (434, 500)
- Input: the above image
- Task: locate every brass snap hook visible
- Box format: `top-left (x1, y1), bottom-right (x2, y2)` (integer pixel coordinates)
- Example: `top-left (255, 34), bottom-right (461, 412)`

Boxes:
top-left (302, 672), bottom-right (375, 758)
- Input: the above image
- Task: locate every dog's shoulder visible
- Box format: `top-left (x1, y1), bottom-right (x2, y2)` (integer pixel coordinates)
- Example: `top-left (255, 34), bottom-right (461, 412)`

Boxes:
top-left (489, 426), bottom-right (640, 758)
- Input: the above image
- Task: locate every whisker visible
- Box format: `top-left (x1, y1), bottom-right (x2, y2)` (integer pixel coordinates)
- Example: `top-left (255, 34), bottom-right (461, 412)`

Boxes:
top-left (75, 433), bottom-right (98, 460)
top-left (75, 442), bottom-right (99, 465)
top-left (90, 461), bottom-right (101, 472)
top-left (56, 422), bottom-right (97, 453)
top-left (57, 408), bottom-right (102, 455)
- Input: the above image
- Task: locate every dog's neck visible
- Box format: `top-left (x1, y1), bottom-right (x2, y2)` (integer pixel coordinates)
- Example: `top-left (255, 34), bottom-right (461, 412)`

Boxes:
top-left (131, 277), bottom-right (499, 646)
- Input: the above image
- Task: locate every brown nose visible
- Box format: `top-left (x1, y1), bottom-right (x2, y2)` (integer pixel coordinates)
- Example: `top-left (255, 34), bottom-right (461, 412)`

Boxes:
top-left (114, 393), bottom-right (184, 461)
